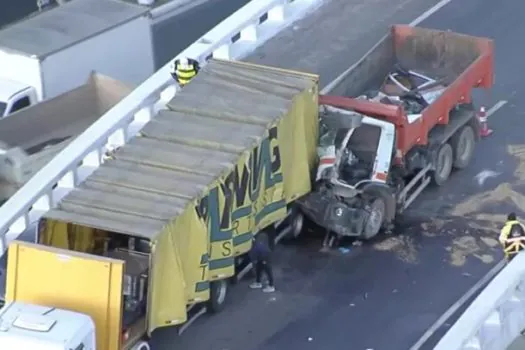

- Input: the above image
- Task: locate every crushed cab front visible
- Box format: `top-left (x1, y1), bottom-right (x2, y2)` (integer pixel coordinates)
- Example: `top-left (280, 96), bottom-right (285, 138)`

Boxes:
top-left (297, 190), bottom-right (370, 237)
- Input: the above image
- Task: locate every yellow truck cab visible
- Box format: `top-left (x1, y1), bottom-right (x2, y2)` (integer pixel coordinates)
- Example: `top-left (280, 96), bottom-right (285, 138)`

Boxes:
top-left (0, 60), bottom-right (319, 350)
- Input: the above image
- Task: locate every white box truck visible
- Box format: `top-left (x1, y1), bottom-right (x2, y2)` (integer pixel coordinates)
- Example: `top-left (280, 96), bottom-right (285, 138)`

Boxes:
top-left (0, 0), bottom-right (155, 118)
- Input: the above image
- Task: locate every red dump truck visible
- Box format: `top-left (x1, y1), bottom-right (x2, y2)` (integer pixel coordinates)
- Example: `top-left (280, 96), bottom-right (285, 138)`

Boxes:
top-left (292, 25), bottom-right (494, 244)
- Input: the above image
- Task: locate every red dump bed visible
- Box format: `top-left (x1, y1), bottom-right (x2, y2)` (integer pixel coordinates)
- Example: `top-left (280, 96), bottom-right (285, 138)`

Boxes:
top-left (320, 25), bottom-right (494, 159)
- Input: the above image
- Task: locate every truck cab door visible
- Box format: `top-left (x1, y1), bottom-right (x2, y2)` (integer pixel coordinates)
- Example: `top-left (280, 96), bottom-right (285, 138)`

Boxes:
top-left (369, 119), bottom-right (396, 183)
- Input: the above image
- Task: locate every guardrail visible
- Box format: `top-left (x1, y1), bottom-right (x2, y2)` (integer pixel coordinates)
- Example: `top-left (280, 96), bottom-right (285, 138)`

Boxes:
top-left (435, 253), bottom-right (525, 350)
top-left (0, 0), bottom-right (323, 253)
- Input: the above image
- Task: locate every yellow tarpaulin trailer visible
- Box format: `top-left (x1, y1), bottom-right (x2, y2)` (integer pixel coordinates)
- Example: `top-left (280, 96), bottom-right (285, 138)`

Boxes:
top-left (32, 59), bottom-right (319, 340)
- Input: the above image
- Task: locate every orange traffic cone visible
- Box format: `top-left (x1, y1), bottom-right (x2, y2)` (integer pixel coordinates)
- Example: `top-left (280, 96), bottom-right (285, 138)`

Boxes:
top-left (478, 106), bottom-right (493, 137)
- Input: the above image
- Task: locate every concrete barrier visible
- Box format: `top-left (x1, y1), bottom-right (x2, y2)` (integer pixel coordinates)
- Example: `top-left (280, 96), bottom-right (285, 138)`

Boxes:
top-left (435, 253), bottom-right (525, 350)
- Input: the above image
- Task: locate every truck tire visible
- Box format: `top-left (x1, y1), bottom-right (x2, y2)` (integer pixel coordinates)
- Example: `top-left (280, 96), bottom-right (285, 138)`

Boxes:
top-left (131, 340), bottom-right (150, 350)
top-left (431, 143), bottom-right (453, 186)
top-left (208, 279), bottom-right (228, 313)
top-left (450, 125), bottom-right (476, 169)
top-left (362, 197), bottom-right (386, 240)
top-left (290, 208), bottom-right (305, 239)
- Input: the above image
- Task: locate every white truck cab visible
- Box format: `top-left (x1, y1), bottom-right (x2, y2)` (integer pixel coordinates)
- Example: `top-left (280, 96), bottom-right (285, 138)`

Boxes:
top-left (0, 301), bottom-right (95, 350)
top-left (0, 79), bottom-right (37, 118)
top-left (316, 105), bottom-right (395, 187)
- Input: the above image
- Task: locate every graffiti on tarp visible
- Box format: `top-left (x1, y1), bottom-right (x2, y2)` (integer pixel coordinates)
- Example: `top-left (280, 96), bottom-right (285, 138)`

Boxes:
top-left (196, 125), bottom-right (285, 269)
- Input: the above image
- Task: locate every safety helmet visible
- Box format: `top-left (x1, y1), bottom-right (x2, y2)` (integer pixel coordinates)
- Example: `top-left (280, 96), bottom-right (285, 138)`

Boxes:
top-left (170, 57), bottom-right (189, 74)
top-left (179, 57), bottom-right (189, 66)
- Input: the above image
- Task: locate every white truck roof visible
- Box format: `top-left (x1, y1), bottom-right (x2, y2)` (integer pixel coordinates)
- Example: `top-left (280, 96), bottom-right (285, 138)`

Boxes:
top-left (0, 301), bottom-right (94, 350)
top-left (0, 78), bottom-right (31, 104)
top-left (0, 0), bottom-right (149, 58)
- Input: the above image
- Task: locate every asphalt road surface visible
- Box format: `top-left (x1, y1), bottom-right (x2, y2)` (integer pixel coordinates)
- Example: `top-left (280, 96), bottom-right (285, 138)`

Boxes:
top-left (151, 0), bottom-right (522, 348)
top-left (0, 0), bottom-right (38, 28)
top-left (152, 0), bottom-right (251, 68)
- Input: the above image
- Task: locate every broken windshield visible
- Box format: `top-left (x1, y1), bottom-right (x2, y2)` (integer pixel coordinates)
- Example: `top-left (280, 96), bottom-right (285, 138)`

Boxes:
top-left (319, 128), bottom-right (337, 148)
top-left (318, 116), bottom-right (346, 149)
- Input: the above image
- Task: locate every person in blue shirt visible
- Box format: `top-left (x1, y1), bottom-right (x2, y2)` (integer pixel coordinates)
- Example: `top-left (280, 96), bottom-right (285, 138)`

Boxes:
top-left (249, 230), bottom-right (275, 293)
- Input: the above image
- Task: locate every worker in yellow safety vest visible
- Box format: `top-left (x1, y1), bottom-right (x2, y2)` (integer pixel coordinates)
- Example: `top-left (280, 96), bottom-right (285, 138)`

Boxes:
top-left (170, 57), bottom-right (200, 87)
top-left (499, 212), bottom-right (525, 261)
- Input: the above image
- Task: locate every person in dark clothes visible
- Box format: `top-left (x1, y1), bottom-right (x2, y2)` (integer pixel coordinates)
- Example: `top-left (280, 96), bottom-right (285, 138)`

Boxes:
top-left (249, 229), bottom-right (275, 293)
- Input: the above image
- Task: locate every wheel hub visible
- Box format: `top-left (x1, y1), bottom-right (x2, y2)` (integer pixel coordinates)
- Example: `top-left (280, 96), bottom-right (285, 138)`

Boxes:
top-left (216, 281), bottom-right (227, 305)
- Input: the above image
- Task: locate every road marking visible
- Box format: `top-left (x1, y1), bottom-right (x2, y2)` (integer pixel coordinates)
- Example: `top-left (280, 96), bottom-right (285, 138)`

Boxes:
top-left (409, 0), bottom-right (453, 26)
top-left (486, 100), bottom-right (508, 117)
top-left (409, 259), bottom-right (506, 350)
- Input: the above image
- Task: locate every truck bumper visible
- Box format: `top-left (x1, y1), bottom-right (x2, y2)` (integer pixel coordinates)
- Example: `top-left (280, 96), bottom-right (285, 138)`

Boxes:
top-left (297, 191), bottom-right (368, 237)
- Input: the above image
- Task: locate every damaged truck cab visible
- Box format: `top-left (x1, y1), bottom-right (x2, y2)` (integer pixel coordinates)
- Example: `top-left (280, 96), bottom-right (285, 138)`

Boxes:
top-left (307, 104), bottom-right (396, 239)
top-left (294, 25), bottom-right (494, 243)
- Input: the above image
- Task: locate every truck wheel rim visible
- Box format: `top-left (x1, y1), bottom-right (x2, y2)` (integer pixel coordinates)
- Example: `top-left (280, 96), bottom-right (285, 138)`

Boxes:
top-left (138, 342), bottom-right (150, 350)
top-left (365, 200), bottom-right (385, 237)
top-left (438, 146), bottom-right (452, 178)
top-left (458, 128), bottom-right (474, 162)
top-left (216, 281), bottom-right (227, 305)
top-left (292, 213), bottom-right (304, 237)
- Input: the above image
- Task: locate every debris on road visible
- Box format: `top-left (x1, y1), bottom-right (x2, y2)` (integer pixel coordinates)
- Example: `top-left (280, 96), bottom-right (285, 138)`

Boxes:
top-left (447, 235), bottom-right (496, 266)
top-left (451, 182), bottom-right (525, 231)
top-left (373, 235), bottom-right (418, 264)
top-left (474, 169), bottom-right (501, 186)
top-left (508, 144), bottom-right (525, 180)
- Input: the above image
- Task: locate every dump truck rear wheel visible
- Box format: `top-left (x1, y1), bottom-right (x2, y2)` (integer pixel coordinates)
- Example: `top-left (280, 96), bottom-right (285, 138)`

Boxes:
top-left (450, 125), bottom-right (476, 169)
top-left (431, 143), bottom-right (453, 186)
top-left (208, 279), bottom-right (228, 313)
